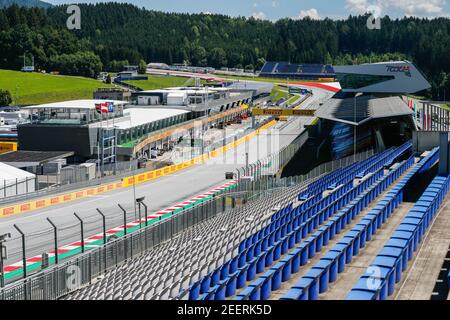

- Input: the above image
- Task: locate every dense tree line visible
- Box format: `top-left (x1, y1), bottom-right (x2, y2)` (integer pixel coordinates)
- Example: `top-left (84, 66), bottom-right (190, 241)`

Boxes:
top-left (0, 89), bottom-right (12, 105)
top-left (0, 3), bottom-right (449, 99)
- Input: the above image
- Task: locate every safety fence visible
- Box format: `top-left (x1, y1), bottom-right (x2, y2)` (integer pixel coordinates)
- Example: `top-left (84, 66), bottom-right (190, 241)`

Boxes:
top-left (233, 149), bottom-right (374, 202)
top-left (0, 117), bottom-right (271, 212)
top-left (0, 119), bottom-right (278, 281)
top-left (0, 176), bottom-right (36, 200)
top-left (415, 103), bottom-right (450, 132)
top-left (0, 107), bottom-right (253, 207)
top-left (120, 119), bottom-right (277, 189)
top-left (0, 160), bottom-right (140, 207)
top-left (0, 182), bottom-right (309, 300)
top-left (167, 118), bottom-right (267, 164)
top-left (237, 130), bottom-right (307, 179)
top-left (113, 78), bottom-right (143, 92)
top-left (0, 148), bottom-right (375, 300)
top-left (60, 160), bottom-right (139, 185)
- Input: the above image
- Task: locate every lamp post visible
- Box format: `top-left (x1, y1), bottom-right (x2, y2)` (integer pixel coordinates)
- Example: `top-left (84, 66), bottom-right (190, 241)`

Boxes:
top-left (0, 233), bottom-right (11, 288)
top-left (354, 92), bottom-right (363, 161)
top-left (136, 196), bottom-right (145, 228)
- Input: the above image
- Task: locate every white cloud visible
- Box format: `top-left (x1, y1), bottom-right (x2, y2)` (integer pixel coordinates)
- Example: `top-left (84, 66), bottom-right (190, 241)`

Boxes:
top-left (252, 11), bottom-right (267, 20)
top-left (345, 0), bottom-right (370, 14)
top-left (297, 8), bottom-right (321, 20)
top-left (345, 0), bottom-right (448, 17)
top-left (272, 1), bottom-right (279, 7)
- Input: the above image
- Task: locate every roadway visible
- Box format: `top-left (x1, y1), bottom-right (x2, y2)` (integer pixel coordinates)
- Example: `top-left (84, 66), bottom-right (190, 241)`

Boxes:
top-left (0, 86), bottom-right (333, 269)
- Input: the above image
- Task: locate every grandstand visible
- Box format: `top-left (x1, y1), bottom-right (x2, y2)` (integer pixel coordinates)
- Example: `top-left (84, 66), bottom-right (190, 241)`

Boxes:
top-left (259, 62), bottom-right (336, 81)
top-left (1, 60), bottom-right (449, 303)
top-left (30, 140), bottom-right (447, 301)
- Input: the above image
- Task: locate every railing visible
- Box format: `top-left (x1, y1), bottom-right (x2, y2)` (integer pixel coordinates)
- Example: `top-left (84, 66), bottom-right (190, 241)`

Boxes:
top-left (415, 102), bottom-right (450, 132)
top-left (0, 147), bottom-right (375, 300)
top-left (113, 78), bottom-right (143, 92)
top-left (0, 179), bottom-right (310, 300)
top-left (0, 161), bottom-right (140, 206)
top-left (0, 177), bottom-right (36, 200)
top-left (0, 114), bottom-right (264, 206)
top-left (236, 126), bottom-right (308, 180)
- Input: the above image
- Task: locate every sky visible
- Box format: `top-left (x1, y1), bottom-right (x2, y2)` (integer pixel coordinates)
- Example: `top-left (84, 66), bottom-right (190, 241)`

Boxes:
top-left (46, 0), bottom-right (450, 20)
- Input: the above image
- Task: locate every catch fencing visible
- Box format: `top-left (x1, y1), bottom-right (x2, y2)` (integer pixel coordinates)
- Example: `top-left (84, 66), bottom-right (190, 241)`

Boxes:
top-left (0, 148), bottom-right (374, 300)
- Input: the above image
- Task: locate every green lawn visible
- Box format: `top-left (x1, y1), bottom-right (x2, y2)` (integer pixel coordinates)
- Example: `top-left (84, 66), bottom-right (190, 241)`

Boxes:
top-left (0, 69), bottom-right (109, 105)
top-left (124, 75), bottom-right (194, 90)
top-left (407, 94), bottom-right (427, 101)
top-left (270, 85), bottom-right (292, 102)
top-left (439, 103), bottom-right (450, 111)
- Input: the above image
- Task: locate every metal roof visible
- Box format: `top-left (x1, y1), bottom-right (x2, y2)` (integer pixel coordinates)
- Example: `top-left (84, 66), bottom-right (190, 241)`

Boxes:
top-left (333, 61), bottom-right (431, 94)
top-left (0, 162), bottom-right (35, 181)
top-left (315, 95), bottom-right (413, 126)
top-left (140, 87), bottom-right (230, 94)
top-left (0, 150), bottom-right (74, 167)
top-left (22, 100), bottom-right (127, 110)
top-left (89, 108), bottom-right (190, 130)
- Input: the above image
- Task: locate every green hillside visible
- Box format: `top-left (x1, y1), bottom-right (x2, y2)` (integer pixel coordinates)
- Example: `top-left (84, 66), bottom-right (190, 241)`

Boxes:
top-left (0, 70), bottom-right (109, 105)
top-left (0, 0), bottom-right (51, 8)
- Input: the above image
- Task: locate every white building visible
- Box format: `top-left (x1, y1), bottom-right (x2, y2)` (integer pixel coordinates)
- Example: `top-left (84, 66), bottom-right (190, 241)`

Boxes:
top-left (0, 162), bottom-right (36, 198)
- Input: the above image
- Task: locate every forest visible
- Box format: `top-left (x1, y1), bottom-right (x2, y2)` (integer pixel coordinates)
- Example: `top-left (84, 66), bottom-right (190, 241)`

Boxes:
top-left (0, 3), bottom-right (449, 99)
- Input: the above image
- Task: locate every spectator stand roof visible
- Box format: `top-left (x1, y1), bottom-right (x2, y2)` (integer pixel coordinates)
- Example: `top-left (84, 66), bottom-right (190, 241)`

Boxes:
top-left (315, 95), bottom-right (413, 126)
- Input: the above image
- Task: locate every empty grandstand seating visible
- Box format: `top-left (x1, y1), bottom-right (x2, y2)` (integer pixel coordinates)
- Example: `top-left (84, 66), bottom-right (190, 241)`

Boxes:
top-left (325, 65), bottom-right (335, 74)
top-left (347, 164), bottom-right (449, 300)
top-left (247, 158), bottom-right (413, 301)
top-left (181, 142), bottom-right (415, 300)
top-left (260, 62), bottom-right (277, 74)
top-left (259, 62), bottom-right (336, 80)
top-left (61, 140), bottom-right (448, 301)
top-left (279, 147), bottom-right (440, 301)
top-left (63, 179), bottom-right (316, 300)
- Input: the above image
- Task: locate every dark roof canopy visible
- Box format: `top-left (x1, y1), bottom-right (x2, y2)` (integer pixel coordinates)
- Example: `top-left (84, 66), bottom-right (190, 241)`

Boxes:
top-left (0, 150), bottom-right (74, 167)
top-left (315, 95), bottom-right (413, 126)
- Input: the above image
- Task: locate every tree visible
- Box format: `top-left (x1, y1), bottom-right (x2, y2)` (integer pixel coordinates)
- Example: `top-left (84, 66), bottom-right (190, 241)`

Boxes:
top-left (138, 59), bottom-right (147, 74)
top-left (229, 52), bottom-right (243, 68)
top-left (438, 72), bottom-right (449, 101)
top-left (255, 57), bottom-right (266, 71)
top-left (208, 48), bottom-right (227, 68)
top-left (107, 60), bottom-right (129, 73)
top-left (191, 46), bottom-right (207, 67)
top-left (0, 4), bottom-right (448, 99)
top-left (49, 51), bottom-right (103, 78)
top-left (0, 90), bottom-right (12, 106)
top-left (244, 64), bottom-right (254, 71)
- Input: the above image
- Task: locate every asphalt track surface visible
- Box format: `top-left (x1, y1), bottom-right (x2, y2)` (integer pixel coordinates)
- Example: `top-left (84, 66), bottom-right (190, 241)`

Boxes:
top-left (0, 87), bottom-right (333, 268)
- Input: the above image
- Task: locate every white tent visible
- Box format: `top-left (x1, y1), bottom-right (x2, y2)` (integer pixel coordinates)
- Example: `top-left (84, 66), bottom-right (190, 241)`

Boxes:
top-left (0, 162), bottom-right (36, 198)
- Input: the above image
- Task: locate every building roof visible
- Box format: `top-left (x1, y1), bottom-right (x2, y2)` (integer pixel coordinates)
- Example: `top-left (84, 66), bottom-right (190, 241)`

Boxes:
top-left (140, 87), bottom-right (230, 95)
top-left (90, 108), bottom-right (190, 130)
top-left (0, 162), bottom-right (35, 181)
top-left (260, 62), bottom-right (335, 76)
top-left (315, 95), bottom-right (413, 126)
top-left (0, 150), bottom-right (74, 167)
top-left (22, 100), bottom-right (127, 110)
top-left (167, 92), bottom-right (187, 98)
top-left (333, 61), bottom-right (431, 94)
